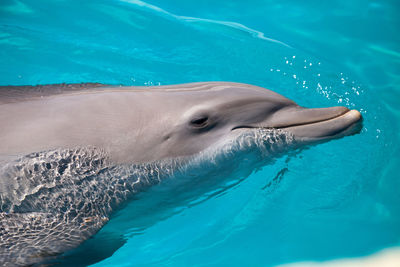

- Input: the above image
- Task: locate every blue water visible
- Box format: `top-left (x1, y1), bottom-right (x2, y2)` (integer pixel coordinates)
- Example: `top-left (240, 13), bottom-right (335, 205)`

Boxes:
top-left (1, 0), bottom-right (399, 266)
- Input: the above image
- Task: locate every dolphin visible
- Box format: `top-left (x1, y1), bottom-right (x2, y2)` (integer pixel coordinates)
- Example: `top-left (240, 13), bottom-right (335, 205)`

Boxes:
top-left (0, 82), bottom-right (362, 266)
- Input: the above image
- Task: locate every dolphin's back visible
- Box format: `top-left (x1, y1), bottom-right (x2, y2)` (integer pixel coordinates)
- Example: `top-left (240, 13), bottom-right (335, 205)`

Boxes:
top-left (0, 81), bottom-right (268, 104)
top-left (0, 83), bottom-right (107, 104)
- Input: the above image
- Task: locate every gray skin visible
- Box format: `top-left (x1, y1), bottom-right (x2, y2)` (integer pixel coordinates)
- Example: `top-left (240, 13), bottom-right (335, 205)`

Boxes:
top-left (0, 82), bottom-right (362, 266)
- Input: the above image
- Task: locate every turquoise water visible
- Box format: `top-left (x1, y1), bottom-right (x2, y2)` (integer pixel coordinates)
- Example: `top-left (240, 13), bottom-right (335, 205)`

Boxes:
top-left (1, 0), bottom-right (399, 266)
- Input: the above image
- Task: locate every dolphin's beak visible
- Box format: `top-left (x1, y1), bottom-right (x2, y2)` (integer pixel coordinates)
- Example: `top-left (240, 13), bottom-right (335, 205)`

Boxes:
top-left (233, 106), bottom-right (363, 141)
top-left (271, 106), bottom-right (363, 140)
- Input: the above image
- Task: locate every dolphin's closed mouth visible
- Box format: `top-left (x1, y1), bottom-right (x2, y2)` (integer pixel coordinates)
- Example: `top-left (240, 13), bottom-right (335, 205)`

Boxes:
top-left (283, 109), bottom-right (363, 139)
top-left (232, 108), bottom-right (363, 140)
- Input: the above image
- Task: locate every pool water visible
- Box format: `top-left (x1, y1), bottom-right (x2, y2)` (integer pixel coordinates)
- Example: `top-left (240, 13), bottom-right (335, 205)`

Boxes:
top-left (1, 0), bottom-right (399, 266)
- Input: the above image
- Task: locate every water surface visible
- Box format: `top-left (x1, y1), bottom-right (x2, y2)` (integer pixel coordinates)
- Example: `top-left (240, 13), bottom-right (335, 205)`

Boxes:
top-left (0, 0), bottom-right (399, 266)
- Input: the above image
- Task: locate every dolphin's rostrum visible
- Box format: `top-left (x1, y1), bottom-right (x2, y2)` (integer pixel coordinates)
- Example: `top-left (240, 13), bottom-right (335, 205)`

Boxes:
top-left (0, 82), bottom-right (362, 266)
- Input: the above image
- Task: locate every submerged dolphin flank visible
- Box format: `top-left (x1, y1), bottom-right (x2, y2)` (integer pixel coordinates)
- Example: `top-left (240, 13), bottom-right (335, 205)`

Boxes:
top-left (0, 82), bottom-right (362, 266)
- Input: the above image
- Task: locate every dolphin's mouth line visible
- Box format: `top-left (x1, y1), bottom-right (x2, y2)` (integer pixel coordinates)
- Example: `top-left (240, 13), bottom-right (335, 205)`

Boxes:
top-left (277, 110), bottom-right (360, 130)
top-left (231, 109), bottom-right (362, 135)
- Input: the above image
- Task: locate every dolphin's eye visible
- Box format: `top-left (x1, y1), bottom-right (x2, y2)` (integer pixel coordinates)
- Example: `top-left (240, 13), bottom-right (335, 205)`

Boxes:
top-left (190, 116), bottom-right (209, 128)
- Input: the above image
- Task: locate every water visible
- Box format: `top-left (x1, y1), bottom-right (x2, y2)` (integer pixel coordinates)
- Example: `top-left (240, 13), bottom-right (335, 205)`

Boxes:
top-left (0, 0), bottom-right (399, 266)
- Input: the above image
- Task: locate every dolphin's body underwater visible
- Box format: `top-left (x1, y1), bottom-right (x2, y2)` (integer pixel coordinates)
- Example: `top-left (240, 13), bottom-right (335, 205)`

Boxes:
top-left (0, 82), bottom-right (362, 266)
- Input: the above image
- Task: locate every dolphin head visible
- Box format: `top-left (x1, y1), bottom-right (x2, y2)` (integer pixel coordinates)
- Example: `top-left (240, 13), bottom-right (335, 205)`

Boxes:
top-left (153, 83), bottom-right (362, 162)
